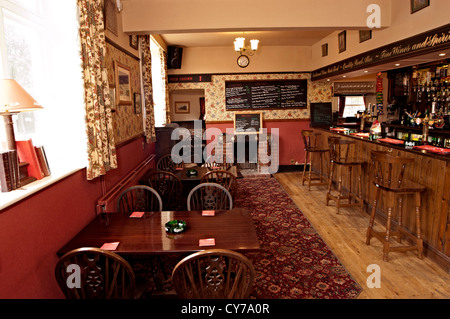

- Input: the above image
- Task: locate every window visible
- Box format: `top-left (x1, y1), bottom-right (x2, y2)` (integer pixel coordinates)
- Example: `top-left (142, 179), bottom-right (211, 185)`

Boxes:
top-left (343, 96), bottom-right (366, 117)
top-left (150, 36), bottom-right (167, 127)
top-left (0, 0), bottom-right (86, 206)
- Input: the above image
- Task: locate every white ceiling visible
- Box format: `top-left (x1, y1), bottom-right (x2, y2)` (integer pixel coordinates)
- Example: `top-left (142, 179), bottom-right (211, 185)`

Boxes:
top-left (160, 30), bottom-right (335, 48)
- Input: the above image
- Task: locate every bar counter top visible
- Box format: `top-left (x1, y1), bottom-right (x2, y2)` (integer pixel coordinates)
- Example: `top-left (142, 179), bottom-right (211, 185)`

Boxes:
top-left (317, 127), bottom-right (450, 162)
top-left (310, 127), bottom-right (450, 271)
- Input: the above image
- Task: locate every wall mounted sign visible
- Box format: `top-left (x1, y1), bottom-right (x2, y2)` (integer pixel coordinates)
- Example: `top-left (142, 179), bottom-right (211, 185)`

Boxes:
top-left (233, 112), bottom-right (263, 134)
top-left (333, 82), bottom-right (376, 95)
top-left (312, 23), bottom-right (450, 81)
top-left (168, 74), bottom-right (212, 83)
top-left (225, 79), bottom-right (307, 110)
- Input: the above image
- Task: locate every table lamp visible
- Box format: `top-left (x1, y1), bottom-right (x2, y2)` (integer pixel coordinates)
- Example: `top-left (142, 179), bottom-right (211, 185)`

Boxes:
top-left (0, 79), bottom-right (43, 150)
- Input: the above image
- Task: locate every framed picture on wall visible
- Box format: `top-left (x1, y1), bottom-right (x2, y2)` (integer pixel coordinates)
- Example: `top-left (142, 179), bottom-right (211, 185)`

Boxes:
top-left (175, 101), bottom-right (190, 114)
top-left (104, 0), bottom-right (118, 36)
top-left (129, 35), bottom-right (138, 50)
top-left (322, 43), bottom-right (328, 57)
top-left (338, 31), bottom-right (346, 53)
top-left (134, 93), bottom-right (141, 114)
top-left (411, 0), bottom-right (429, 13)
top-left (109, 85), bottom-right (116, 112)
top-left (115, 61), bottom-right (132, 105)
top-left (359, 30), bottom-right (372, 43)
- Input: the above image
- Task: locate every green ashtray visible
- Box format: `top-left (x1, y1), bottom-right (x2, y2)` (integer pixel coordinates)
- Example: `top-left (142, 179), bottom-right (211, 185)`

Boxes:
top-left (165, 220), bottom-right (187, 234)
top-left (186, 169), bottom-right (198, 177)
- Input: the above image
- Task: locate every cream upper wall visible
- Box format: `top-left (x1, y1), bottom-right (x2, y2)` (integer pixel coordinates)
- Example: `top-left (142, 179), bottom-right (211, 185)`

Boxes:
top-left (168, 46), bottom-right (312, 75)
top-left (311, 0), bottom-right (450, 70)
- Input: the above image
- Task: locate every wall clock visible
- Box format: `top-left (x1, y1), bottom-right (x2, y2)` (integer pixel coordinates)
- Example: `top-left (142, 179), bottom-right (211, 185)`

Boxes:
top-left (237, 55), bottom-right (250, 68)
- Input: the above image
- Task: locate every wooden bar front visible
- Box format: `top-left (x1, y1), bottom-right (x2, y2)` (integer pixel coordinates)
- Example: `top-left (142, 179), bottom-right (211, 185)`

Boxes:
top-left (310, 128), bottom-right (450, 271)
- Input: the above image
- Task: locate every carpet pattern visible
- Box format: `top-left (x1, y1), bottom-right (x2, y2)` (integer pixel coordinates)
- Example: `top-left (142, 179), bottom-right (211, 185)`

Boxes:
top-left (236, 177), bottom-right (362, 299)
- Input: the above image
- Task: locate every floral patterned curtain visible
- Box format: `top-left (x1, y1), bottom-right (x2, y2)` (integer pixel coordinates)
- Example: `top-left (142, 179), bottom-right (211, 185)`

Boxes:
top-left (160, 50), bottom-right (171, 124)
top-left (77, 0), bottom-right (117, 180)
top-left (140, 35), bottom-right (156, 143)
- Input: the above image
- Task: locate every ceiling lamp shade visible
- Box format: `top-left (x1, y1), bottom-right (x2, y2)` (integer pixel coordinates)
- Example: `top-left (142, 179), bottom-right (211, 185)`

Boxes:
top-left (0, 79), bottom-right (43, 113)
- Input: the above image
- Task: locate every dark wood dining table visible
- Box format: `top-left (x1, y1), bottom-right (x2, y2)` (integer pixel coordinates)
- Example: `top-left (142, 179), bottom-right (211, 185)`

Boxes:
top-left (56, 208), bottom-right (260, 257)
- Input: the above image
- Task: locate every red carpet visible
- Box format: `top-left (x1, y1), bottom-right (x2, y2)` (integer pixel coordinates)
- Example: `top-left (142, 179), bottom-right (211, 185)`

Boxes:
top-left (236, 177), bottom-right (362, 299)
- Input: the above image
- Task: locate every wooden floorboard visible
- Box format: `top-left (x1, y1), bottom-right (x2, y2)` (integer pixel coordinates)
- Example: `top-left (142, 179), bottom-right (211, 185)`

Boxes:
top-left (273, 172), bottom-right (450, 299)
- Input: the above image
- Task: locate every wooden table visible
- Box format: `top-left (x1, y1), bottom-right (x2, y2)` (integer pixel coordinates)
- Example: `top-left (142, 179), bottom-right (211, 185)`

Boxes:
top-left (57, 208), bottom-right (260, 257)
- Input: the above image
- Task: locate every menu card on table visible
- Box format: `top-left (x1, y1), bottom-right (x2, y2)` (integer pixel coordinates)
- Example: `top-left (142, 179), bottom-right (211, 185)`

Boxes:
top-left (100, 242), bottom-right (120, 251)
top-left (202, 210), bottom-right (215, 216)
top-left (199, 238), bottom-right (216, 247)
top-left (129, 211), bottom-right (145, 218)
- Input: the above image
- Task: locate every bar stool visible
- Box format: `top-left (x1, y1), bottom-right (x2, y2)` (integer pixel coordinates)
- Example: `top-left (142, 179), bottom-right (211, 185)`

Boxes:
top-left (366, 150), bottom-right (425, 261)
top-left (326, 137), bottom-right (364, 214)
top-left (301, 130), bottom-right (329, 190)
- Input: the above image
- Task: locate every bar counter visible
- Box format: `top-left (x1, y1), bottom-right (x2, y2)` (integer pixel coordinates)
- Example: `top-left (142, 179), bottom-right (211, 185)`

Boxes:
top-left (311, 128), bottom-right (450, 271)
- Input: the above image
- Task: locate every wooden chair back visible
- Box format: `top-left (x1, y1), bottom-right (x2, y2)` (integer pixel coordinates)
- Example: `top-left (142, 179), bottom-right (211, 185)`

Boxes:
top-left (200, 170), bottom-right (237, 199)
top-left (116, 185), bottom-right (163, 215)
top-left (145, 170), bottom-right (183, 210)
top-left (157, 154), bottom-right (184, 172)
top-left (55, 247), bottom-right (137, 299)
top-left (301, 130), bottom-right (322, 151)
top-left (370, 150), bottom-right (415, 191)
top-left (171, 249), bottom-right (255, 299)
top-left (328, 136), bottom-right (357, 164)
top-left (187, 182), bottom-right (233, 211)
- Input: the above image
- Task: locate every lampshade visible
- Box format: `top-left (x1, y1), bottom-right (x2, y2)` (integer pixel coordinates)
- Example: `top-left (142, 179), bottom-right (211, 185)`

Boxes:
top-left (250, 39), bottom-right (259, 51)
top-left (234, 37), bottom-right (245, 51)
top-left (0, 79), bottom-right (43, 114)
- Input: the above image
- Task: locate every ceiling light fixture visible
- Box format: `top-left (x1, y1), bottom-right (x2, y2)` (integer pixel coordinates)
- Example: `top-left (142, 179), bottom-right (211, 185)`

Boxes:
top-left (234, 37), bottom-right (259, 56)
top-left (439, 53), bottom-right (446, 57)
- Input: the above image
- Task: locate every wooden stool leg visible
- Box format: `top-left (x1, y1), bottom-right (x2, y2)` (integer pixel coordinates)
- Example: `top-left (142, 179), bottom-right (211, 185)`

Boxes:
top-left (302, 151), bottom-right (308, 185)
top-left (308, 152), bottom-right (313, 190)
top-left (326, 162), bottom-right (334, 206)
top-left (358, 164), bottom-right (364, 213)
top-left (415, 192), bottom-right (424, 259)
top-left (348, 166), bottom-right (353, 204)
top-left (384, 206), bottom-right (393, 261)
top-left (397, 196), bottom-right (403, 243)
top-left (319, 153), bottom-right (324, 184)
top-left (336, 165), bottom-right (343, 214)
top-left (366, 187), bottom-right (380, 245)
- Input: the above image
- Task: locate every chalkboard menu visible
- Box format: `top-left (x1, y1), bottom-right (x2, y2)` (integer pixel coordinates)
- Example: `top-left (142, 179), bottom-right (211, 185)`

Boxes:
top-left (310, 102), bottom-right (332, 127)
top-left (234, 112), bottom-right (262, 134)
top-left (225, 80), bottom-right (307, 110)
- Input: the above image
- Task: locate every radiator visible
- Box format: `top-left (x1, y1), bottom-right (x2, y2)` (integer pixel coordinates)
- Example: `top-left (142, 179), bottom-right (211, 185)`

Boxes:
top-left (96, 154), bottom-right (155, 214)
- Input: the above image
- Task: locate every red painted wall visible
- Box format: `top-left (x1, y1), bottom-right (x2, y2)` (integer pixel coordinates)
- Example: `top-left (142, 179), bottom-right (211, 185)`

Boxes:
top-left (205, 120), bottom-right (311, 167)
top-left (0, 137), bottom-right (154, 298)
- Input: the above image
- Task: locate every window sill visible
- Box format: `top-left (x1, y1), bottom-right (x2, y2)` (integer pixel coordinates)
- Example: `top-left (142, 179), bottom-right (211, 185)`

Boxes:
top-left (0, 166), bottom-right (85, 211)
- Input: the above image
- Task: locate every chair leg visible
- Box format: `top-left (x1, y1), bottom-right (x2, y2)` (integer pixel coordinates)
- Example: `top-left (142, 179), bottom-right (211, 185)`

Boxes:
top-left (366, 187), bottom-right (380, 245)
top-left (302, 151), bottom-right (308, 186)
top-left (326, 162), bottom-right (334, 206)
top-left (397, 196), bottom-right (403, 243)
top-left (308, 152), bottom-right (313, 190)
top-left (336, 166), bottom-right (343, 214)
top-left (383, 206), bottom-right (393, 261)
top-left (415, 192), bottom-right (424, 259)
top-left (358, 164), bottom-right (364, 214)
